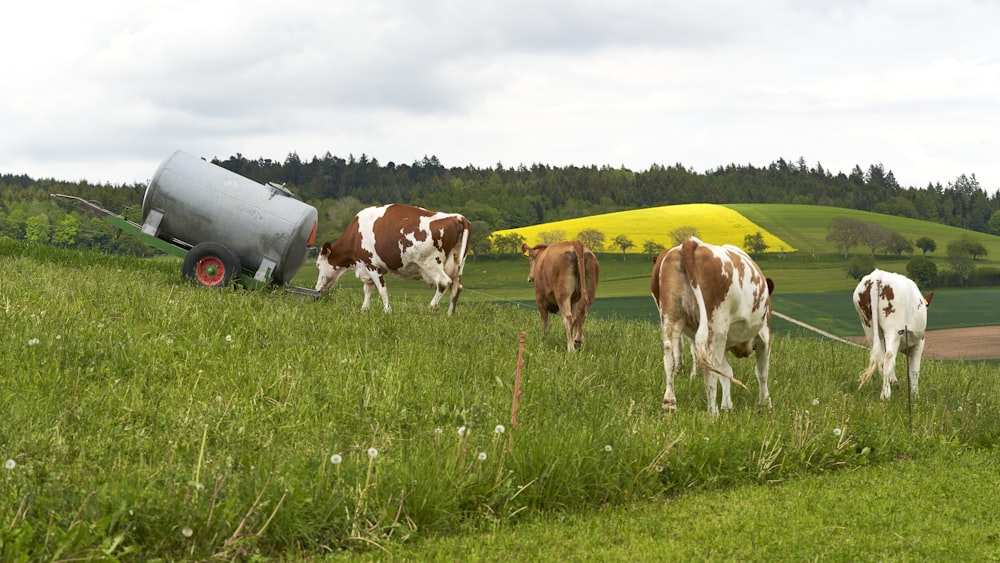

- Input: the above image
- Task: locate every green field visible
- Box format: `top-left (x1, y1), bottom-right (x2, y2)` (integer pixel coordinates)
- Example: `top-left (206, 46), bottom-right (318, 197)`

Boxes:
top-left (3, 203), bottom-right (999, 561)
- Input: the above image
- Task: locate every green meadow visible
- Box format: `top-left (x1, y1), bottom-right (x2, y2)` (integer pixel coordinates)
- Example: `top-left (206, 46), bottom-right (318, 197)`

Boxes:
top-left (2, 204), bottom-right (999, 561)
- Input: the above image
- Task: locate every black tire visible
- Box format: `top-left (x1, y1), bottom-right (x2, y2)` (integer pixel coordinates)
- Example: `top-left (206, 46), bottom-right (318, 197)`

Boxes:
top-left (182, 242), bottom-right (241, 288)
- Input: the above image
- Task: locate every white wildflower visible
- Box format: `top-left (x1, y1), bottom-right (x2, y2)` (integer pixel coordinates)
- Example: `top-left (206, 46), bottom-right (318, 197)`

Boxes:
top-left (367, 447), bottom-right (378, 458)
top-left (330, 454), bottom-right (342, 464)
top-left (812, 398), bottom-right (820, 406)
top-left (604, 444), bottom-right (613, 452)
top-left (494, 424), bottom-right (506, 435)
top-left (27, 338), bottom-right (40, 346)
top-left (5, 459), bottom-right (15, 470)
top-left (458, 426), bottom-right (467, 437)
top-left (225, 334), bottom-right (233, 342)
top-left (181, 527), bottom-right (193, 538)
top-left (477, 452), bottom-right (487, 461)
top-left (833, 428), bottom-right (843, 437)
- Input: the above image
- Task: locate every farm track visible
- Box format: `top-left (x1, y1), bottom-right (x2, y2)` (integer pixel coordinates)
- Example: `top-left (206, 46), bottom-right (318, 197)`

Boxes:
top-left (844, 326), bottom-right (1000, 361)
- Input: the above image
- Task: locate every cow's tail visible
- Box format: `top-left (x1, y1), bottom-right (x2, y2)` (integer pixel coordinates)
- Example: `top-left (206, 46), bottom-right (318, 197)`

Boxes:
top-left (574, 240), bottom-right (588, 304)
top-left (455, 215), bottom-right (471, 280)
top-left (858, 279), bottom-right (881, 389)
top-left (681, 238), bottom-right (746, 390)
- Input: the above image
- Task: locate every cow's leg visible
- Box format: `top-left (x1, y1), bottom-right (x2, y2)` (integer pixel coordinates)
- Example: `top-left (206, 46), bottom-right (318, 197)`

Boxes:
top-left (447, 277), bottom-right (463, 316)
top-left (754, 332), bottom-right (772, 410)
top-left (705, 338), bottom-right (730, 416)
top-left (570, 300), bottom-right (588, 350)
top-left (361, 280), bottom-right (375, 311)
top-left (661, 318), bottom-right (683, 412)
top-left (906, 336), bottom-right (925, 399)
top-left (880, 332), bottom-right (901, 401)
top-left (702, 369), bottom-right (720, 417)
top-left (537, 302), bottom-right (550, 335)
top-left (428, 273), bottom-right (453, 311)
top-left (373, 274), bottom-right (391, 313)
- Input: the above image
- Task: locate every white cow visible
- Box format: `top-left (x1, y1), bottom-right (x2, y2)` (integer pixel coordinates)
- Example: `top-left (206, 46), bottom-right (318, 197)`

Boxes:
top-left (315, 204), bottom-right (471, 314)
top-left (853, 269), bottom-right (934, 400)
top-left (650, 237), bottom-right (775, 416)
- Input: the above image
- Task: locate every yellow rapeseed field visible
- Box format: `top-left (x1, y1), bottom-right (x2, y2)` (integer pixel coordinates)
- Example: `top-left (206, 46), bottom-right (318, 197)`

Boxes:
top-left (492, 203), bottom-right (796, 254)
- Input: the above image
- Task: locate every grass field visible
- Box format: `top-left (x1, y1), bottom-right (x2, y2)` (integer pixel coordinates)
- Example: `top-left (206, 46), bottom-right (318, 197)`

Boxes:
top-left (2, 232), bottom-right (999, 560)
top-left (3, 203), bottom-right (998, 560)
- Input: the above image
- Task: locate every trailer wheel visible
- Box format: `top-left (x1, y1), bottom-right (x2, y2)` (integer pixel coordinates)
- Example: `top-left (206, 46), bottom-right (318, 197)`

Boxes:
top-left (182, 242), bottom-right (241, 287)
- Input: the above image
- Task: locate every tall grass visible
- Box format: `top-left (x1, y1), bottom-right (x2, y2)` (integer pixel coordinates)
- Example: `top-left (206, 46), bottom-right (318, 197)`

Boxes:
top-left (1, 239), bottom-right (998, 560)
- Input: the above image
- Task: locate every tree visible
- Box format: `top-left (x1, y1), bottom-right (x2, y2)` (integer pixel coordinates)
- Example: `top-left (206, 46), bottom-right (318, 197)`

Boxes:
top-left (989, 210), bottom-right (1000, 235)
top-left (906, 257), bottom-right (937, 288)
top-left (642, 240), bottom-right (666, 261)
top-left (743, 231), bottom-right (768, 259)
top-left (946, 238), bottom-right (976, 286)
top-left (577, 229), bottom-right (605, 252)
top-left (669, 226), bottom-right (699, 245)
top-left (880, 231), bottom-right (913, 257)
top-left (491, 232), bottom-right (526, 256)
top-left (538, 230), bottom-right (566, 244)
top-left (24, 214), bottom-right (50, 244)
top-left (858, 222), bottom-right (892, 257)
top-left (915, 236), bottom-right (936, 257)
top-left (613, 234), bottom-right (634, 260)
top-left (51, 214), bottom-right (79, 247)
top-left (468, 220), bottom-right (493, 257)
top-left (844, 254), bottom-right (875, 280)
top-left (826, 216), bottom-right (864, 258)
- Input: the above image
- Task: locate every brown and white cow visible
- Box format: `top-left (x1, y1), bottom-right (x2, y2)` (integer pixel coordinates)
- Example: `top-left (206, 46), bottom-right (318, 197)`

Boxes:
top-left (650, 237), bottom-right (774, 415)
top-left (853, 269), bottom-right (933, 400)
top-left (315, 204), bottom-right (471, 315)
top-left (521, 241), bottom-right (600, 352)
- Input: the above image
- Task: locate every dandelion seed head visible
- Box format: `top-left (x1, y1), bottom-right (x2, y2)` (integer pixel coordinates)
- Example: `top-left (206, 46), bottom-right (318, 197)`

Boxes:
top-left (330, 454), bottom-right (342, 464)
top-left (458, 426), bottom-right (467, 437)
top-left (5, 459), bottom-right (15, 470)
top-left (55, 335), bottom-right (62, 340)
top-left (434, 427), bottom-right (443, 435)
top-left (833, 428), bottom-right (843, 437)
top-left (477, 452), bottom-right (487, 461)
top-left (27, 338), bottom-right (39, 346)
top-left (604, 444), bottom-right (612, 452)
top-left (495, 424), bottom-right (506, 435)
top-left (812, 398), bottom-right (820, 406)
top-left (367, 447), bottom-right (378, 458)
top-left (225, 334), bottom-right (233, 342)
top-left (181, 527), bottom-right (193, 538)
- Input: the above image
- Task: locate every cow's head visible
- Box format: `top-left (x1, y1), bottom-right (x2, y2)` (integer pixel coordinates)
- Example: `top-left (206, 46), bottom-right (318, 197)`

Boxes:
top-left (521, 243), bottom-right (548, 283)
top-left (315, 241), bottom-right (353, 292)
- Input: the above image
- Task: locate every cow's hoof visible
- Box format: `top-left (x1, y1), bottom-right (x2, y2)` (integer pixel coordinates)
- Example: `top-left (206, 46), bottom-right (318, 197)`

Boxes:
top-left (661, 400), bottom-right (677, 413)
top-left (573, 339), bottom-right (583, 350)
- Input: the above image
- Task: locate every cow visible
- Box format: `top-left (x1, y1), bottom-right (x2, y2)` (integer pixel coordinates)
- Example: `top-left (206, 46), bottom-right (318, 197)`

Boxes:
top-left (650, 237), bottom-right (774, 416)
top-left (853, 269), bottom-right (934, 401)
top-left (521, 241), bottom-right (600, 352)
top-left (315, 204), bottom-right (471, 315)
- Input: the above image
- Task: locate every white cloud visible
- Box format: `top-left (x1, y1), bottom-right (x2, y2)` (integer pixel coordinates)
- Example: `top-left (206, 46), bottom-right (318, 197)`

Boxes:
top-left (1, 0), bottom-right (999, 193)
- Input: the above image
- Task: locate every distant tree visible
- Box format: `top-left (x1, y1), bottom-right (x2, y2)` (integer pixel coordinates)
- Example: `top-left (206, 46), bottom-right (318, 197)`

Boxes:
top-left (51, 214), bottom-right (79, 247)
top-left (826, 216), bottom-right (864, 258)
top-left (491, 232), bottom-right (526, 256)
top-left (24, 214), bottom-right (50, 244)
top-left (669, 226), bottom-right (699, 245)
top-left (915, 236), bottom-right (936, 257)
top-left (881, 231), bottom-right (913, 257)
top-left (845, 254), bottom-right (875, 280)
top-left (989, 210), bottom-right (1000, 235)
top-left (642, 240), bottom-right (666, 261)
top-left (538, 230), bottom-right (566, 244)
top-left (613, 234), bottom-right (634, 261)
top-left (906, 257), bottom-right (938, 288)
top-left (468, 220), bottom-right (493, 257)
top-left (577, 229), bottom-right (605, 252)
top-left (743, 231), bottom-right (768, 259)
top-left (858, 222), bottom-right (892, 257)
top-left (946, 238), bottom-right (976, 286)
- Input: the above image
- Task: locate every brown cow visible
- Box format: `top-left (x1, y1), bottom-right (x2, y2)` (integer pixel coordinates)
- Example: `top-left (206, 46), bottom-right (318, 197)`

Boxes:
top-left (315, 204), bottom-right (471, 314)
top-left (522, 241), bottom-right (600, 352)
top-left (651, 237), bottom-right (774, 415)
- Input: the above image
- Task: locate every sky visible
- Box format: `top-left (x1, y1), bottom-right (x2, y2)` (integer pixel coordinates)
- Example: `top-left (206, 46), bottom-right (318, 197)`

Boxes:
top-left (3, 0), bottom-right (1000, 194)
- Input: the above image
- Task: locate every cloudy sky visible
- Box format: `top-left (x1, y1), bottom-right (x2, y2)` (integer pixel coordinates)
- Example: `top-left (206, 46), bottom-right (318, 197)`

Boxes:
top-left (4, 0), bottom-right (1000, 194)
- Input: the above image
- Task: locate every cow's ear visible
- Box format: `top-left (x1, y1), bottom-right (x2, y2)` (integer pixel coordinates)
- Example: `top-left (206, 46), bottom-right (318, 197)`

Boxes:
top-left (321, 241), bottom-right (333, 255)
top-left (924, 292), bottom-right (934, 307)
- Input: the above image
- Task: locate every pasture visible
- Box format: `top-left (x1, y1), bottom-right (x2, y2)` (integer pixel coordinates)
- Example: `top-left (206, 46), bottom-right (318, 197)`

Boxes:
top-left (2, 238), bottom-right (999, 560)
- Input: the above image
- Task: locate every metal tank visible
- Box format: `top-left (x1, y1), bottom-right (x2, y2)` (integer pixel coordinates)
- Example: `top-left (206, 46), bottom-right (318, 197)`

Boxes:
top-left (141, 150), bottom-right (317, 286)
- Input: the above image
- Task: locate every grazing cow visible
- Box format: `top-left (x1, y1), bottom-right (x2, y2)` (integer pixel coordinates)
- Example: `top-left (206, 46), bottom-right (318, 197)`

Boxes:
top-left (315, 204), bottom-right (471, 315)
top-left (650, 237), bottom-right (774, 415)
top-left (521, 241), bottom-right (600, 352)
top-left (853, 269), bottom-right (934, 400)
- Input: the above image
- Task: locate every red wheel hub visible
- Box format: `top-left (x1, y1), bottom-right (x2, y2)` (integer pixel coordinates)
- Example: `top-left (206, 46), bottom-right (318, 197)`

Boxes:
top-left (195, 256), bottom-right (226, 286)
